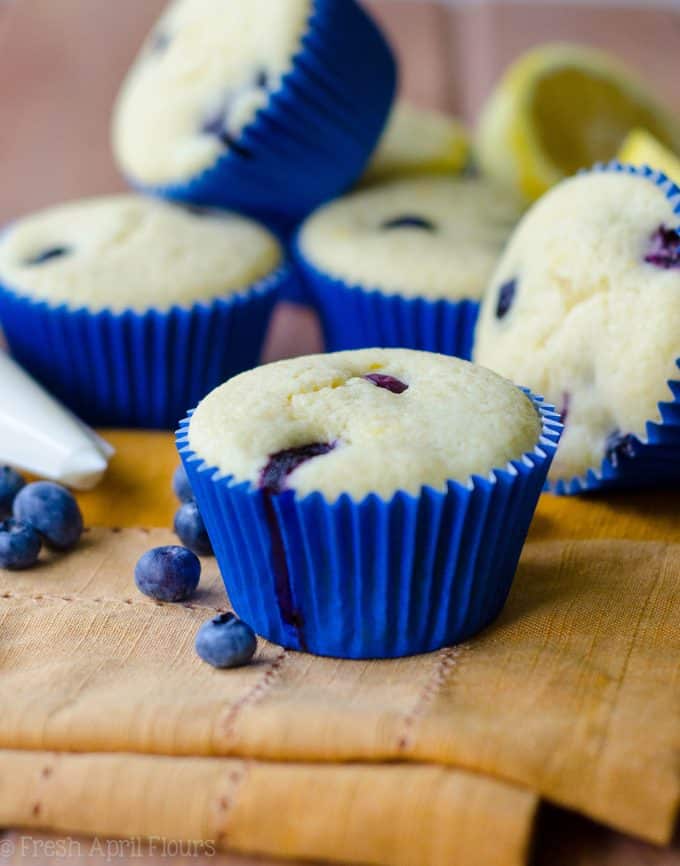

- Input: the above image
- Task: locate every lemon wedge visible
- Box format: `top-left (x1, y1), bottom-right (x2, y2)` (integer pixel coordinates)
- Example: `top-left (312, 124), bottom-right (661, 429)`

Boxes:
top-left (618, 128), bottom-right (680, 186)
top-left (361, 102), bottom-right (470, 185)
top-left (477, 43), bottom-right (680, 203)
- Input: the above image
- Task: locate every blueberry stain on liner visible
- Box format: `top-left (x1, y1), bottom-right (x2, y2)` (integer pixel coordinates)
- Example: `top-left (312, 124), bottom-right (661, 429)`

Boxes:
top-left (604, 430), bottom-right (638, 469)
top-left (259, 442), bottom-right (336, 649)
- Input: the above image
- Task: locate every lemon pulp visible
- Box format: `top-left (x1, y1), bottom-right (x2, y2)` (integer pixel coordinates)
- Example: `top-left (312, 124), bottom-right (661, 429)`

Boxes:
top-left (532, 67), bottom-right (677, 176)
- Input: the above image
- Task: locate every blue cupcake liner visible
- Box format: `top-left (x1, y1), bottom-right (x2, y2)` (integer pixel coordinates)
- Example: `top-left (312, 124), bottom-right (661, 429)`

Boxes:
top-left (177, 392), bottom-right (561, 659)
top-left (0, 266), bottom-right (289, 430)
top-left (133, 0), bottom-right (397, 231)
top-left (294, 239), bottom-right (480, 359)
top-left (548, 160), bottom-right (680, 495)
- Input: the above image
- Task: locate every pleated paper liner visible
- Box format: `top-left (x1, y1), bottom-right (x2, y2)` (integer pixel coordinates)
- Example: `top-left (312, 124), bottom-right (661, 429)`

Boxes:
top-left (132, 0), bottom-right (397, 231)
top-left (0, 265), bottom-right (289, 430)
top-left (178, 392), bottom-right (562, 659)
top-left (549, 161), bottom-right (680, 494)
top-left (294, 242), bottom-right (480, 359)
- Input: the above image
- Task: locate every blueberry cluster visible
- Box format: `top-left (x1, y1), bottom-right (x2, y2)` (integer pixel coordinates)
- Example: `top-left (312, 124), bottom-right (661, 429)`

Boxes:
top-left (132, 464), bottom-right (256, 669)
top-left (0, 468), bottom-right (83, 570)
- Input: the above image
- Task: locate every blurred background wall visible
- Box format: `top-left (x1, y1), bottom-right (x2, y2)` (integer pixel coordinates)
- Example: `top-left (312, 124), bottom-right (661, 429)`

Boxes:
top-left (1, 0), bottom-right (678, 223)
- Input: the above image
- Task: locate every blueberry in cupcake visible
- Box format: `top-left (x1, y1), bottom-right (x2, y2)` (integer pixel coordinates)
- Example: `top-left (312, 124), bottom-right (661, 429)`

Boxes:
top-left (179, 348), bottom-right (560, 658)
top-left (0, 195), bottom-right (289, 428)
top-left (296, 176), bottom-right (521, 358)
top-left (112, 0), bottom-right (396, 228)
top-left (474, 163), bottom-right (680, 492)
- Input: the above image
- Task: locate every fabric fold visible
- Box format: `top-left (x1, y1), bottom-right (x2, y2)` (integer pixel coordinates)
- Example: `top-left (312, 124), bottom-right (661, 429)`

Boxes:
top-left (0, 527), bottom-right (677, 854)
top-left (0, 751), bottom-right (537, 866)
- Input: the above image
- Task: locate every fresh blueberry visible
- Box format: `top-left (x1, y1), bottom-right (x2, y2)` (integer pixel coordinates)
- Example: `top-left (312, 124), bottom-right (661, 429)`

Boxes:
top-left (604, 430), bottom-right (638, 468)
top-left (195, 612), bottom-right (257, 668)
top-left (174, 501), bottom-right (213, 557)
top-left (23, 246), bottom-right (72, 267)
top-left (495, 278), bottom-right (517, 319)
top-left (381, 215), bottom-right (436, 231)
top-left (13, 481), bottom-right (83, 551)
top-left (172, 464), bottom-right (194, 503)
top-left (134, 545), bottom-right (200, 602)
top-left (260, 442), bottom-right (336, 494)
top-left (0, 466), bottom-right (26, 518)
top-left (0, 519), bottom-right (41, 570)
top-left (363, 373), bottom-right (408, 394)
top-left (645, 225), bottom-right (680, 269)
top-left (201, 110), bottom-right (251, 158)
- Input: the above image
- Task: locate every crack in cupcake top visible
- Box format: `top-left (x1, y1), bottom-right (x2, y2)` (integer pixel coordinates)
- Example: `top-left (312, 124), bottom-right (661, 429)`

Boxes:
top-left (474, 170), bottom-right (680, 482)
top-left (0, 194), bottom-right (282, 312)
top-left (188, 348), bottom-right (541, 501)
top-left (113, 0), bottom-right (312, 185)
top-left (299, 176), bottom-right (521, 301)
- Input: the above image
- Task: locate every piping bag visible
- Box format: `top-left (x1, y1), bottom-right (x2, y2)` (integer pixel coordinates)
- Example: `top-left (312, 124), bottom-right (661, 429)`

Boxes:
top-left (0, 352), bottom-right (113, 490)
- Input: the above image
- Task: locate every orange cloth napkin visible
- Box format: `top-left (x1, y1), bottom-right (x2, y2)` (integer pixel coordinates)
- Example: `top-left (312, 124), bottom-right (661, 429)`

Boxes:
top-left (0, 430), bottom-right (678, 866)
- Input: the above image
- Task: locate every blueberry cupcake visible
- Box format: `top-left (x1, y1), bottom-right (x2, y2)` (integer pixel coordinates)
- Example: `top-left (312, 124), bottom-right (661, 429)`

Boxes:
top-left (178, 348), bottom-right (561, 658)
top-left (474, 162), bottom-right (680, 492)
top-left (0, 195), bottom-right (290, 429)
top-left (295, 176), bottom-right (521, 359)
top-left (361, 102), bottom-right (470, 185)
top-left (112, 0), bottom-right (396, 230)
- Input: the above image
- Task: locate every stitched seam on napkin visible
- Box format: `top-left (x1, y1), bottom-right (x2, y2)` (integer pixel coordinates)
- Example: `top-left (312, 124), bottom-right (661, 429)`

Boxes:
top-left (396, 645), bottom-right (466, 753)
top-left (217, 649), bottom-right (288, 742)
top-left (0, 590), bottom-right (228, 615)
top-left (211, 761), bottom-right (252, 848)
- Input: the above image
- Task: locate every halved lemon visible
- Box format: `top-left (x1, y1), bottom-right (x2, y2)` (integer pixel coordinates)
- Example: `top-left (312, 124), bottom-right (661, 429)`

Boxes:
top-left (361, 102), bottom-right (470, 185)
top-left (618, 128), bottom-right (680, 186)
top-left (476, 43), bottom-right (680, 203)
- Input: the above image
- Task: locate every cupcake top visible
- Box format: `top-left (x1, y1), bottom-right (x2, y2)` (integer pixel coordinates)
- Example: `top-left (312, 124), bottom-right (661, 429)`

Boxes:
top-left (361, 102), bottom-right (470, 185)
top-left (113, 0), bottom-right (311, 185)
top-left (297, 176), bottom-right (521, 300)
top-left (188, 348), bottom-right (542, 500)
top-left (0, 195), bottom-right (282, 313)
top-left (474, 168), bottom-right (680, 481)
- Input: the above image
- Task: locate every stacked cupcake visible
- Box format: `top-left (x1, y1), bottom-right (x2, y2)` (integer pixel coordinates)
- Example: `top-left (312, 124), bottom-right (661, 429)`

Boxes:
top-left (1, 0), bottom-right (397, 429)
top-left (112, 0), bottom-right (396, 230)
